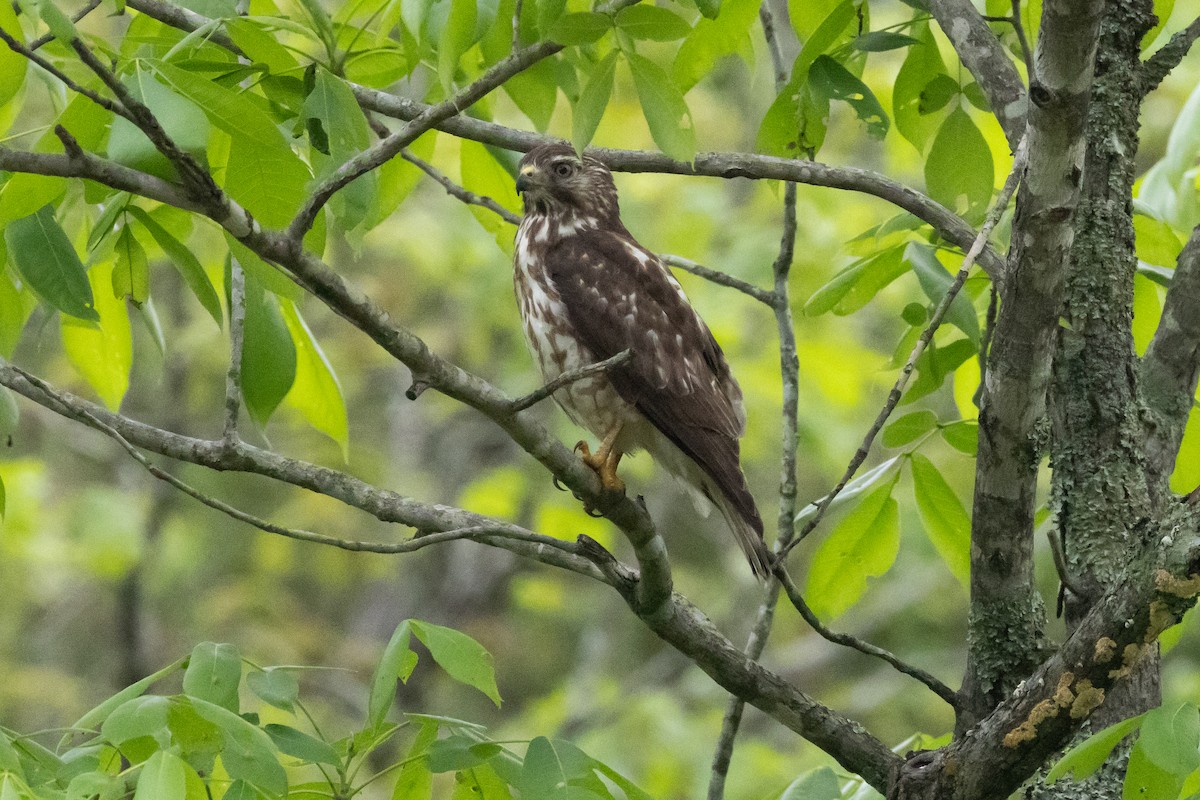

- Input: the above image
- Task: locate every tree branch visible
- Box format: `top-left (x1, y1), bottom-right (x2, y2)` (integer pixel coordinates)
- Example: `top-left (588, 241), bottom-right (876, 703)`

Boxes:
top-left (0, 24), bottom-right (134, 123)
top-left (925, 0), bottom-right (1028, 146)
top-left (401, 148), bottom-right (521, 226)
top-left (223, 258), bottom-right (246, 447)
top-left (1139, 13), bottom-right (1200, 95)
top-left (506, 350), bottom-right (633, 414)
top-left (1141, 224), bottom-right (1200, 491)
top-left (775, 568), bottom-right (959, 706)
top-left (287, 41), bottom-right (561, 241)
top-left (661, 255), bottom-right (774, 306)
top-left (0, 361), bottom-right (607, 578)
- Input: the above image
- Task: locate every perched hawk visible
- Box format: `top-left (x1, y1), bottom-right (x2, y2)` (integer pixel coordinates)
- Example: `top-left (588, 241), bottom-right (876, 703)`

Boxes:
top-left (512, 141), bottom-right (771, 577)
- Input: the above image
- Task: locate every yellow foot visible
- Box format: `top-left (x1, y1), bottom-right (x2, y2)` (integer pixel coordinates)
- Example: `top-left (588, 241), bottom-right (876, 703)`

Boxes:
top-left (574, 440), bottom-right (626, 494)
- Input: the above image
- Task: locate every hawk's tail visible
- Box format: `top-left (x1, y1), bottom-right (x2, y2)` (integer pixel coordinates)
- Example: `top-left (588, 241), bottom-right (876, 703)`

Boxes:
top-left (706, 482), bottom-right (773, 580)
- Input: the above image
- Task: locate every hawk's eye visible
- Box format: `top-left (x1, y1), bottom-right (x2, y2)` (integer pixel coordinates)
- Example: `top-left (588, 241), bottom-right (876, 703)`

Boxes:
top-left (552, 161), bottom-right (575, 178)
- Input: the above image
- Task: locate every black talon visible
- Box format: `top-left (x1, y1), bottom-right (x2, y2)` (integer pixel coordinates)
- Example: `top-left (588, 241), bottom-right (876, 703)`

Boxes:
top-left (552, 475), bottom-right (567, 491)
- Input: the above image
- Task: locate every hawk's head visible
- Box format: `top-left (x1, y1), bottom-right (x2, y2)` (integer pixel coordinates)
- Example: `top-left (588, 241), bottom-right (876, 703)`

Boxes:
top-left (516, 142), bottom-right (619, 223)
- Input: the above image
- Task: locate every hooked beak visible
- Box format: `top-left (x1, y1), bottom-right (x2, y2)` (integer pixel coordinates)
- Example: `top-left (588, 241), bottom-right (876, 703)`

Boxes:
top-left (516, 165), bottom-right (539, 194)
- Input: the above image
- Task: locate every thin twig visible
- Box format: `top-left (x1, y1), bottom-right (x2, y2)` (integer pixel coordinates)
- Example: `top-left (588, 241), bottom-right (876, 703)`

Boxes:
top-left (4, 362), bottom-right (594, 560)
top-left (288, 41), bottom-right (561, 241)
top-left (67, 33), bottom-right (223, 203)
top-left (775, 568), bottom-right (959, 706)
top-left (506, 350), bottom-right (633, 413)
top-left (707, 9), bottom-right (796, 795)
top-left (779, 134), bottom-right (1028, 562)
top-left (401, 148), bottom-right (521, 225)
top-left (662, 255), bottom-right (775, 306)
top-left (1046, 528), bottom-right (1084, 598)
top-left (1010, 0), bottom-right (1033, 74)
top-left (512, 0), bottom-right (524, 51)
top-left (28, 0), bottom-right (102, 51)
top-left (223, 259), bottom-right (246, 447)
top-left (0, 24), bottom-right (134, 122)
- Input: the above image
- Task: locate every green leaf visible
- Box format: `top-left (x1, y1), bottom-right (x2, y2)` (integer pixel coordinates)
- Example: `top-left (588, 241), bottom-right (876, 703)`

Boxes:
top-left (852, 31), bottom-right (920, 51)
top-left (460, 140), bottom-right (522, 253)
top-left (1138, 703), bottom-right (1200, 776)
top-left (279, 298), bottom-right (350, 459)
top-left (6, 207), bottom-right (97, 322)
top-left (101, 695), bottom-right (173, 744)
top-left (806, 474), bottom-right (901, 619)
top-left (694, 0), bottom-right (720, 19)
top-left (1124, 738), bottom-right (1185, 800)
top-left (572, 51), bottom-right (618, 152)
top-left (188, 697), bottom-right (287, 796)
top-left (940, 420), bottom-right (978, 455)
top-left (240, 270), bottom-right (297, 428)
top-left (627, 52), bottom-right (695, 163)
top-left (107, 66), bottom-right (210, 182)
top-left (303, 66), bottom-right (377, 230)
top-left (183, 642), bottom-right (242, 713)
top-left (907, 243), bottom-right (980, 344)
top-left (672, 0), bottom-right (759, 93)
top-left (791, 0), bottom-right (855, 73)
top-left (247, 669), bottom-right (299, 713)
top-left (112, 226), bottom-right (150, 305)
top-left (808, 55), bottom-right (888, 139)
top-left (903, 338), bottom-right (977, 404)
top-left (0, 263), bottom-right (30, 358)
top-left (892, 21), bottom-right (947, 152)
top-left (1134, 214), bottom-right (1184, 267)
top-left (910, 453), bottom-right (971, 584)
top-left (369, 620), bottom-right (414, 729)
top-left (615, 5), bottom-right (690, 41)
top-left (263, 724), bottom-right (340, 766)
top-left (151, 60), bottom-right (310, 229)
top-left (391, 756), bottom-right (432, 800)
top-left (437, 0), bottom-right (477, 89)
top-left (1047, 712), bottom-right (1144, 782)
top-left (72, 659), bottom-right (184, 735)
top-left (61, 266), bottom-right (133, 411)
top-left (134, 751), bottom-right (186, 800)
top-left (756, 81), bottom-right (828, 157)
top-left (0, 1), bottom-right (27, 110)
top-left (27, 0), bottom-right (78, 43)
top-left (519, 737), bottom-right (564, 796)
top-left (367, 131), bottom-right (437, 230)
top-left (125, 207), bottom-right (223, 326)
top-left (925, 108), bottom-right (994, 222)
top-left (920, 75), bottom-right (960, 116)
top-left (803, 246), bottom-right (907, 316)
top-left (547, 12), bottom-right (611, 44)
top-left (882, 410), bottom-right (937, 448)
top-left (503, 58), bottom-right (558, 132)
top-left (427, 735), bottom-right (501, 773)
top-left (780, 766), bottom-right (840, 800)
top-left (411, 620), bottom-right (502, 706)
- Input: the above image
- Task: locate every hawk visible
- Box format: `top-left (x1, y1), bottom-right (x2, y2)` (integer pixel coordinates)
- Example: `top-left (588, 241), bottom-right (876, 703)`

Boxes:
top-left (512, 141), bottom-right (771, 578)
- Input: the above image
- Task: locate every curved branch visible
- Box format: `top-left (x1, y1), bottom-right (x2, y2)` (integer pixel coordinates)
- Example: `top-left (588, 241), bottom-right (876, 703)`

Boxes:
top-left (0, 361), bottom-right (604, 578)
top-left (776, 568), bottom-right (958, 706)
top-left (401, 148), bottom-right (521, 226)
top-left (661, 255), bottom-right (774, 306)
top-left (926, 0), bottom-right (1027, 146)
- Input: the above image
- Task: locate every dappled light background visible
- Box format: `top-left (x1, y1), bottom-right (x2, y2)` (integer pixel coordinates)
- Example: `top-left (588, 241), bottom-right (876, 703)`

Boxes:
top-left (2, 0), bottom-right (1199, 798)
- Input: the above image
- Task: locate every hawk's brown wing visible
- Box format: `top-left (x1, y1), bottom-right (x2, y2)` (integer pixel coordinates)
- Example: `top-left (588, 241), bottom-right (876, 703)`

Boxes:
top-left (543, 229), bottom-right (762, 536)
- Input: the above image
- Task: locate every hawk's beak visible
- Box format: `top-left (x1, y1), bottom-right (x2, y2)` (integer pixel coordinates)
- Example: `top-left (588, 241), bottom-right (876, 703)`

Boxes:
top-left (516, 165), bottom-right (539, 194)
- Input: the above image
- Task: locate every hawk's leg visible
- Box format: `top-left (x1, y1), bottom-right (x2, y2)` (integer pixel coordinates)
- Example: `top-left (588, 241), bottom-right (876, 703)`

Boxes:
top-left (575, 423), bottom-right (625, 494)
